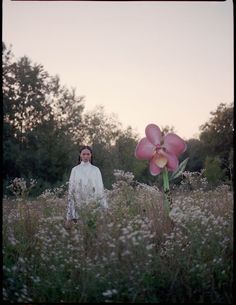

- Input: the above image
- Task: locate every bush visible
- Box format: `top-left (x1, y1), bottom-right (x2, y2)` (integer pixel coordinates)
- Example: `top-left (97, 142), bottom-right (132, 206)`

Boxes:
top-left (204, 157), bottom-right (226, 186)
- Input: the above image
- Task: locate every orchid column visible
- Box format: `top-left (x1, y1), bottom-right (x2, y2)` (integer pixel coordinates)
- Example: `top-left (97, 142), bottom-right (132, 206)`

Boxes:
top-left (135, 124), bottom-right (186, 215)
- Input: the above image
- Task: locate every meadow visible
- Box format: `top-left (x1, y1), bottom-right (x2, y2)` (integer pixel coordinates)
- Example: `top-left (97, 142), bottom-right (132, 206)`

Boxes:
top-left (3, 170), bottom-right (233, 303)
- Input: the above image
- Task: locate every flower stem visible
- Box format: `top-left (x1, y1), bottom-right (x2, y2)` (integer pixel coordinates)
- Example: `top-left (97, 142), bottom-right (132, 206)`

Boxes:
top-left (162, 167), bottom-right (171, 215)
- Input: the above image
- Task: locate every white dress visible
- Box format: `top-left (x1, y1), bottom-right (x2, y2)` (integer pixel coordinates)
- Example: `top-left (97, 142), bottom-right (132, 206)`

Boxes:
top-left (66, 161), bottom-right (108, 220)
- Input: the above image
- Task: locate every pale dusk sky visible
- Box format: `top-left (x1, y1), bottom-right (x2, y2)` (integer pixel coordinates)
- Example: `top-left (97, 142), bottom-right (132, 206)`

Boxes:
top-left (2, 0), bottom-right (234, 140)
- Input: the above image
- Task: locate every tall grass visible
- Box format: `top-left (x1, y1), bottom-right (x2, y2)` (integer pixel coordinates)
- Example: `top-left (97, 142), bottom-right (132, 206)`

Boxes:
top-left (3, 171), bottom-right (233, 303)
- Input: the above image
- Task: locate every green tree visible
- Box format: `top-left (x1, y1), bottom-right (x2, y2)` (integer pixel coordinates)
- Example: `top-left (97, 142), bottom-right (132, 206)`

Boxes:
top-left (203, 156), bottom-right (226, 186)
top-left (81, 106), bottom-right (121, 147)
top-left (78, 107), bottom-right (148, 188)
top-left (48, 76), bottom-right (85, 144)
top-left (113, 126), bottom-right (147, 181)
top-left (199, 103), bottom-right (234, 168)
top-left (3, 43), bottom-right (84, 192)
top-left (181, 138), bottom-right (207, 172)
top-left (161, 125), bottom-right (176, 136)
top-left (80, 106), bottom-right (123, 188)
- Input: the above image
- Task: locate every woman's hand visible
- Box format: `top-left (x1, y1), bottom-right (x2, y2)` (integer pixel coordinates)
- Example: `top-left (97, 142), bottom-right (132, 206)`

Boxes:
top-left (64, 219), bottom-right (74, 230)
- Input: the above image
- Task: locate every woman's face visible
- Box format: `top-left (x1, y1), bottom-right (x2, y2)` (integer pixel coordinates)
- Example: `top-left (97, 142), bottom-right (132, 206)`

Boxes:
top-left (80, 149), bottom-right (92, 163)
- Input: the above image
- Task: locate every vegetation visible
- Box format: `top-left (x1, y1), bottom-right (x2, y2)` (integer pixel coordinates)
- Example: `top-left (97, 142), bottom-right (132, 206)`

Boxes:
top-left (3, 172), bottom-right (233, 303)
top-left (3, 43), bottom-right (234, 194)
top-left (3, 42), bottom-right (234, 303)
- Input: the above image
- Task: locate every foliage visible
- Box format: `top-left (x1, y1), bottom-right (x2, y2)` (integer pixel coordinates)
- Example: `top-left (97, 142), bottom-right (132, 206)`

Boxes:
top-left (81, 105), bottom-right (122, 147)
top-left (170, 158), bottom-right (189, 181)
top-left (81, 106), bottom-right (123, 188)
top-left (2, 43), bottom-right (84, 192)
top-left (203, 156), bottom-right (226, 186)
top-left (182, 138), bottom-right (207, 172)
top-left (3, 173), bottom-right (233, 303)
top-left (160, 125), bottom-right (176, 136)
top-left (199, 102), bottom-right (234, 171)
top-left (112, 127), bottom-right (147, 182)
top-left (2, 43), bottom-right (146, 192)
top-left (2, 43), bottom-right (234, 194)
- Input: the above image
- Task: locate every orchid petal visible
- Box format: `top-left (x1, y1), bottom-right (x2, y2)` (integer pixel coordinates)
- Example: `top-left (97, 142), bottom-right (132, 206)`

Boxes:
top-left (165, 151), bottom-right (179, 171)
top-left (145, 124), bottom-right (162, 146)
top-left (163, 133), bottom-right (186, 157)
top-left (149, 159), bottom-right (161, 176)
top-left (135, 137), bottom-right (155, 160)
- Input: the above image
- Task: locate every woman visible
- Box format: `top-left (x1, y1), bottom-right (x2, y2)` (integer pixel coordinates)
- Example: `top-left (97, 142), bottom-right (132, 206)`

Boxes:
top-left (66, 145), bottom-right (108, 224)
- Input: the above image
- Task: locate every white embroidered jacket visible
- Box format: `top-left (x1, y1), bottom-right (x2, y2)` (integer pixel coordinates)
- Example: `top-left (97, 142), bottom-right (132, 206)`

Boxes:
top-left (66, 161), bottom-right (108, 220)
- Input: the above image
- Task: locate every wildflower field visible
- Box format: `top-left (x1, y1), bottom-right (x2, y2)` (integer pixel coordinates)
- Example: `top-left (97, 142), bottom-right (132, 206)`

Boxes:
top-left (3, 171), bottom-right (233, 303)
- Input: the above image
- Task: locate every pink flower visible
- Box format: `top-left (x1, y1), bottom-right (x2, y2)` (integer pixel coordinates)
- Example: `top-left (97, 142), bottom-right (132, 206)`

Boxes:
top-left (135, 124), bottom-right (186, 176)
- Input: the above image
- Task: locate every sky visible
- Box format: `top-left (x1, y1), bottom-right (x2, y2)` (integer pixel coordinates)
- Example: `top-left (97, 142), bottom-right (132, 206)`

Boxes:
top-left (2, 0), bottom-right (233, 140)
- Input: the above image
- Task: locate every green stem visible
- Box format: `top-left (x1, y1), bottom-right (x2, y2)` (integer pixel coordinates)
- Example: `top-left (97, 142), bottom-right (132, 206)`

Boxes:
top-left (162, 167), bottom-right (171, 215)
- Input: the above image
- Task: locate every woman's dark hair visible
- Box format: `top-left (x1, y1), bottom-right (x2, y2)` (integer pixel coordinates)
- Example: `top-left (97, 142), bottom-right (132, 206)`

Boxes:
top-left (78, 145), bottom-right (94, 164)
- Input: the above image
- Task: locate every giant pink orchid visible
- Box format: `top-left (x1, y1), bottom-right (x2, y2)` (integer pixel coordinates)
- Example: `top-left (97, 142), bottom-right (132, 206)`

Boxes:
top-left (135, 124), bottom-right (186, 176)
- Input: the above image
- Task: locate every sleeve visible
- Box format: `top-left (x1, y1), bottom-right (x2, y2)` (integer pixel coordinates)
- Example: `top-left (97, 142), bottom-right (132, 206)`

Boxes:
top-left (95, 168), bottom-right (108, 209)
top-left (66, 168), bottom-right (77, 220)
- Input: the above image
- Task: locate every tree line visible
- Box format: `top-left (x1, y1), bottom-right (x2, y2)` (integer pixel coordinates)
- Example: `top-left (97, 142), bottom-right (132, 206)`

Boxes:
top-left (2, 43), bottom-right (234, 196)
